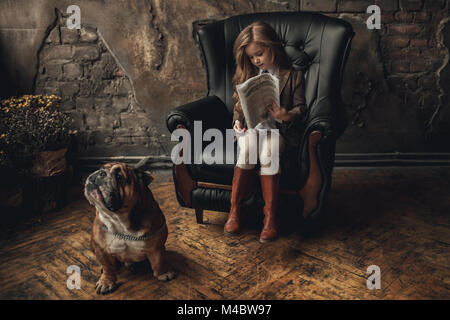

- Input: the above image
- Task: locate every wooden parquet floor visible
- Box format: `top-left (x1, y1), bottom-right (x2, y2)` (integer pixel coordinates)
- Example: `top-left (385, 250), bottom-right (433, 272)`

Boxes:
top-left (0, 167), bottom-right (449, 300)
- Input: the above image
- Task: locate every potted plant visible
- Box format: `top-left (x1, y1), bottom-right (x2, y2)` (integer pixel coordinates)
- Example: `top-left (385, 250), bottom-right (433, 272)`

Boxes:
top-left (0, 94), bottom-right (74, 214)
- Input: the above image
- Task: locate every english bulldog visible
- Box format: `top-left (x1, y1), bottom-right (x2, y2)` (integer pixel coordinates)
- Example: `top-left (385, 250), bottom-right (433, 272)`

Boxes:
top-left (84, 161), bottom-right (176, 295)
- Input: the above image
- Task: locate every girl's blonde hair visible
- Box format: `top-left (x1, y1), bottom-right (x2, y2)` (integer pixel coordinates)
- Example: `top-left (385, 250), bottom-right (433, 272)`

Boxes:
top-left (232, 21), bottom-right (290, 111)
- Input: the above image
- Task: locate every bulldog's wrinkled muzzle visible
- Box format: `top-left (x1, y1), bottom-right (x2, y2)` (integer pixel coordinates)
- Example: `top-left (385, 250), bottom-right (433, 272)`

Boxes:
top-left (84, 169), bottom-right (122, 212)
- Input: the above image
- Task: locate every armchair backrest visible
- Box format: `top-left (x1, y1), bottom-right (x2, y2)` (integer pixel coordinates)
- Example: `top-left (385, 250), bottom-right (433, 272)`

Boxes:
top-left (196, 12), bottom-right (354, 119)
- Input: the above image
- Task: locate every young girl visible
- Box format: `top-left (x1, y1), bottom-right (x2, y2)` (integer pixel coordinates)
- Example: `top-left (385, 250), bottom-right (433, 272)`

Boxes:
top-left (224, 21), bottom-right (308, 243)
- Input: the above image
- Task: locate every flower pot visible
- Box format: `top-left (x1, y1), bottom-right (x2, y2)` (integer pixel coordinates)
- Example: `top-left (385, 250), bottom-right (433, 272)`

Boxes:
top-left (24, 171), bottom-right (69, 213)
top-left (31, 148), bottom-right (67, 178)
top-left (23, 147), bottom-right (70, 213)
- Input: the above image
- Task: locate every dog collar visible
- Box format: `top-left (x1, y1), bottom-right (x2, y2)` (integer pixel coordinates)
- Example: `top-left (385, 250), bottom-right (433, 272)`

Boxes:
top-left (102, 223), bottom-right (165, 241)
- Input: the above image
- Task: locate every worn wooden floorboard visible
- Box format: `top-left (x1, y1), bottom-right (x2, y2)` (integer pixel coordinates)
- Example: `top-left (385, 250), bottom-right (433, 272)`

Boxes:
top-left (0, 167), bottom-right (449, 299)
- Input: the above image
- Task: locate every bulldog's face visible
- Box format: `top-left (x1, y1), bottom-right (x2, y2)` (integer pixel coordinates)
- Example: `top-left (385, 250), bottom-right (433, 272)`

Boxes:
top-left (84, 162), bottom-right (153, 212)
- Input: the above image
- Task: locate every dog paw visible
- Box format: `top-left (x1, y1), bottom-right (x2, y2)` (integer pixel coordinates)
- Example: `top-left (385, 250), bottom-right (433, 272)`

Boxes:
top-left (156, 271), bottom-right (176, 281)
top-left (95, 276), bottom-right (117, 295)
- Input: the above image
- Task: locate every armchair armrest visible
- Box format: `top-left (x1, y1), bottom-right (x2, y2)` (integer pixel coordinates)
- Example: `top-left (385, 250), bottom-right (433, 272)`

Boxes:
top-left (295, 96), bottom-right (348, 221)
top-left (166, 96), bottom-right (232, 134)
top-left (297, 96), bottom-right (348, 167)
top-left (304, 96), bottom-right (349, 142)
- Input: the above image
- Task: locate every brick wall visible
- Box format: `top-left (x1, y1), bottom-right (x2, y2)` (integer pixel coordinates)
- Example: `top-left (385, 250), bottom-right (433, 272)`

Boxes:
top-left (302, 0), bottom-right (449, 151)
top-left (9, 0), bottom-right (446, 157)
top-left (34, 14), bottom-right (165, 157)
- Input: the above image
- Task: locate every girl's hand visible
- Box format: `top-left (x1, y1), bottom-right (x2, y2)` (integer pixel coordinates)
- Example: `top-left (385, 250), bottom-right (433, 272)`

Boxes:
top-left (267, 101), bottom-right (293, 122)
top-left (233, 120), bottom-right (247, 134)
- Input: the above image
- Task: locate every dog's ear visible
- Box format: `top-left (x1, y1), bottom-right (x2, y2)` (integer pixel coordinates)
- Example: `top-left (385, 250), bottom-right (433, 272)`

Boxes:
top-left (136, 169), bottom-right (154, 187)
top-left (134, 156), bottom-right (151, 170)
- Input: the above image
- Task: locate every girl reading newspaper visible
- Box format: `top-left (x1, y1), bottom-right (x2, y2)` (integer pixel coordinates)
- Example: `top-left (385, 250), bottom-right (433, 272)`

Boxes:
top-left (225, 21), bottom-right (308, 242)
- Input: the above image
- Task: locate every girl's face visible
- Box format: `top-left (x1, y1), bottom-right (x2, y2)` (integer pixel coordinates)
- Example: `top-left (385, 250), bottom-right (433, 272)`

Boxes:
top-left (244, 41), bottom-right (273, 71)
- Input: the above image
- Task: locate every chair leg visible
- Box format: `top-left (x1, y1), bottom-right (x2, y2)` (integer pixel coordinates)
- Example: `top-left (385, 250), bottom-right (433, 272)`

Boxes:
top-left (195, 208), bottom-right (204, 224)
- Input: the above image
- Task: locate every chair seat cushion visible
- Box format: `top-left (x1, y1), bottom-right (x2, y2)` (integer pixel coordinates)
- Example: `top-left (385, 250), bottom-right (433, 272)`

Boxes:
top-left (186, 142), bottom-right (304, 189)
top-left (187, 142), bottom-right (238, 185)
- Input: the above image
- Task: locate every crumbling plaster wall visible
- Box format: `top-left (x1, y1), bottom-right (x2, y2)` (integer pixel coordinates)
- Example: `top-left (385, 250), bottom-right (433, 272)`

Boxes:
top-left (0, 0), bottom-right (298, 156)
top-left (0, 0), bottom-right (449, 156)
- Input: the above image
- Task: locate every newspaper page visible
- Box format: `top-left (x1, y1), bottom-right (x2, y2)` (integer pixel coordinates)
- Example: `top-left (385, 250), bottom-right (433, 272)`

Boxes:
top-left (236, 73), bottom-right (280, 130)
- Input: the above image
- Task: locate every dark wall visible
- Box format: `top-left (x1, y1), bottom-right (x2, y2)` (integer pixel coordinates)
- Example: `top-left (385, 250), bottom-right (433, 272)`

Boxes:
top-left (0, 0), bottom-right (449, 157)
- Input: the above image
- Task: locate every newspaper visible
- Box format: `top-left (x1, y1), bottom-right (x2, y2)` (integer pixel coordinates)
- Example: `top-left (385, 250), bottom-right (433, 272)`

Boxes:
top-left (236, 73), bottom-right (280, 130)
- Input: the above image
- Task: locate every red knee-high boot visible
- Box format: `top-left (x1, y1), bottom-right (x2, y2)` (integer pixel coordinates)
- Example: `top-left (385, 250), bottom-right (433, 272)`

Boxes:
top-left (224, 167), bottom-right (255, 236)
top-left (259, 173), bottom-right (280, 243)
